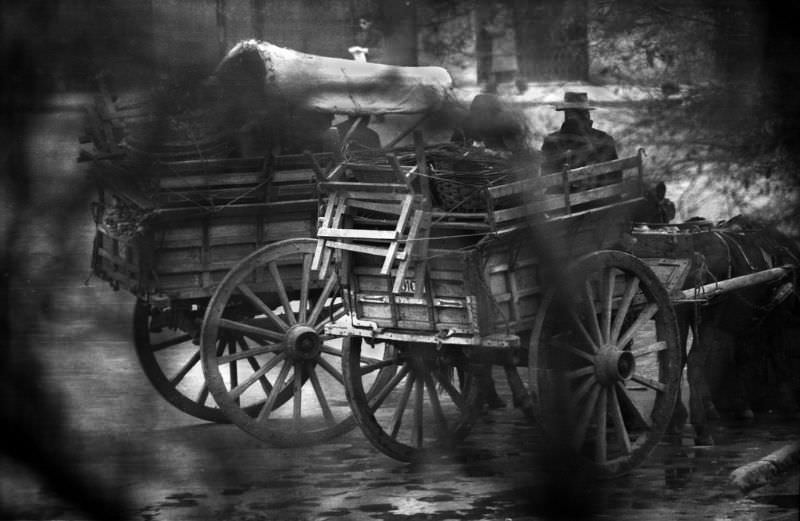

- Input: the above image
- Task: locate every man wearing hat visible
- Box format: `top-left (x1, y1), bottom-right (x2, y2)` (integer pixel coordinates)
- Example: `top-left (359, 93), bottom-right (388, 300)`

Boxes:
top-left (540, 92), bottom-right (618, 175)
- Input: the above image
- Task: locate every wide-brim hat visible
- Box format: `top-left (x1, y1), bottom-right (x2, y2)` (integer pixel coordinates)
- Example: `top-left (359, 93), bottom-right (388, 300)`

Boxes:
top-left (554, 91), bottom-right (596, 111)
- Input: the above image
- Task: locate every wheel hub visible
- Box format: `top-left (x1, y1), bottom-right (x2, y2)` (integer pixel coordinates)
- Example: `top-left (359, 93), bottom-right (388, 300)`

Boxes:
top-left (594, 346), bottom-right (635, 386)
top-left (285, 324), bottom-right (321, 360)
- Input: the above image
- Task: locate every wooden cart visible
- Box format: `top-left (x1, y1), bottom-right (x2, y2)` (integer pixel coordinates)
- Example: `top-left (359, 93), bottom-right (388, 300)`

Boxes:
top-left (230, 143), bottom-right (791, 477)
top-left (83, 79), bottom-right (379, 448)
top-left (85, 45), bottom-right (456, 446)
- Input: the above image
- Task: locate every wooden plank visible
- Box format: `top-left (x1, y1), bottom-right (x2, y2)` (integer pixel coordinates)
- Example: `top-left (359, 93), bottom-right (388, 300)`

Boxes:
top-left (347, 199), bottom-right (404, 215)
top-left (311, 194), bottom-right (337, 271)
top-left (381, 195), bottom-right (414, 274)
top-left (156, 172), bottom-right (267, 189)
top-left (429, 220), bottom-right (491, 231)
top-left (319, 181), bottom-right (409, 192)
top-left (317, 228), bottom-right (399, 240)
top-left (153, 157), bottom-right (264, 173)
top-left (343, 191), bottom-right (410, 201)
top-left (318, 193), bottom-right (348, 280)
top-left (270, 169), bottom-right (315, 183)
top-left (491, 182), bottom-right (629, 223)
top-left (488, 155), bottom-right (641, 200)
top-left (392, 209), bottom-right (425, 293)
top-left (324, 241), bottom-right (403, 258)
top-left (150, 199), bottom-right (317, 221)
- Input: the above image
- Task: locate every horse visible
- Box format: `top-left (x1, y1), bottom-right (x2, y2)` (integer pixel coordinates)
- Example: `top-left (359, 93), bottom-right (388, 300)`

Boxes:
top-left (667, 215), bottom-right (800, 444)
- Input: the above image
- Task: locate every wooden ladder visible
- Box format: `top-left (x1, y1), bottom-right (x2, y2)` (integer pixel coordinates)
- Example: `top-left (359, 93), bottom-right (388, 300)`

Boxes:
top-left (310, 150), bottom-right (432, 294)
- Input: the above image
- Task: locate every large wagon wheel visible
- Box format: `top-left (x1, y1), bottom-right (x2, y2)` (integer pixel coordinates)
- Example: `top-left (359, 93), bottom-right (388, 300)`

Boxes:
top-left (134, 300), bottom-right (267, 422)
top-left (529, 250), bottom-right (681, 478)
top-left (201, 238), bottom-right (388, 446)
top-left (343, 338), bottom-right (482, 462)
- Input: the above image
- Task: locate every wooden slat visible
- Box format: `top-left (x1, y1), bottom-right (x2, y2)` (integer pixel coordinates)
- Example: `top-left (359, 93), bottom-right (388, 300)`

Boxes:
top-left (312, 193), bottom-right (337, 271)
top-left (492, 182), bottom-right (629, 223)
top-left (347, 199), bottom-right (405, 215)
top-left (319, 181), bottom-right (409, 192)
top-left (380, 195), bottom-right (414, 275)
top-left (156, 173), bottom-right (266, 189)
top-left (343, 191), bottom-right (410, 201)
top-left (392, 209), bottom-right (425, 293)
top-left (488, 154), bottom-right (641, 200)
top-left (317, 228), bottom-right (399, 240)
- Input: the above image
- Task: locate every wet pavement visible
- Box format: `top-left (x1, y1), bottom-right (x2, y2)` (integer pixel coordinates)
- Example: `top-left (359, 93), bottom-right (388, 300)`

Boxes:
top-left (1, 97), bottom-right (798, 521)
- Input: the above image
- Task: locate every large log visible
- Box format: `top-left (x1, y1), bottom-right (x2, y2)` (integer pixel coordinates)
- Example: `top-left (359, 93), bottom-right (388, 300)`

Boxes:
top-left (680, 266), bottom-right (794, 300)
top-left (213, 40), bottom-right (454, 116)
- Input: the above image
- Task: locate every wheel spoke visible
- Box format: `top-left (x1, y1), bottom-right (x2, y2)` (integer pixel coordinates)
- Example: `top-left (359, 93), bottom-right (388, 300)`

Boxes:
top-left (389, 371), bottom-right (415, 439)
top-left (320, 343), bottom-right (344, 358)
top-left (230, 352), bottom-right (285, 400)
top-left (298, 253), bottom-right (311, 323)
top-left (369, 364), bottom-right (410, 412)
top-left (632, 340), bottom-right (667, 358)
top-left (583, 281), bottom-right (604, 346)
top-left (237, 283), bottom-right (289, 332)
top-left (168, 349), bottom-right (201, 387)
top-left (615, 382), bottom-right (652, 429)
top-left (268, 261), bottom-right (297, 325)
top-left (424, 370), bottom-right (448, 436)
top-left (567, 309), bottom-right (600, 353)
top-left (602, 268), bottom-right (616, 345)
top-left (564, 344), bottom-right (595, 363)
top-left (195, 382), bottom-right (211, 406)
top-left (630, 374), bottom-right (666, 393)
top-left (215, 342), bottom-right (285, 365)
top-left (611, 277), bottom-right (640, 344)
top-left (413, 372), bottom-right (425, 448)
top-left (293, 362), bottom-right (303, 425)
top-left (434, 369), bottom-right (466, 411)
top-left (307, 272), bottom-right (338, 327)
top-left (256, 358), bottom-right (292, 422)
top-left (152, 334), bottom-right (192, 352)
top-left (219, 318), bottom-right (284, 342)
top-left (315, 306), bottom-right (346, 333)
top-left (609, 386), bottom-right (632, 454)
top-left (228, 340), bottom-right (239, 403)
top-left (309, 366), bottom-right (335, 425)
top-left (317, 356), bottom-right (345, 386)
top-left (573, 383), bottom-right (601, 450)
top-left (595, 385), bottom-right (608, 464)
top-left (238, 338), bottom-right (273, 395)
top-left (617, 303), bottom-right (658, 348)
top-left (360, 357), bottom-right (396, 376)
top-left (566, 365), bottom-right (595, 380)
top-left (569, 374), bottom-right (598, 412)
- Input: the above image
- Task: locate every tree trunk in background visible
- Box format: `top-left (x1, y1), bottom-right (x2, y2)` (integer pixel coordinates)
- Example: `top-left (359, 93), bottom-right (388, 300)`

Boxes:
top-left (216, 0), bottom-right (227, 59)
top-left (252, 0), bottom-right (266, 40)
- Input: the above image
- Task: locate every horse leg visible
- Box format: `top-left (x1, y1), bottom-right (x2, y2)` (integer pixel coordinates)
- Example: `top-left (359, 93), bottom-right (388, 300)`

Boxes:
top-left (668, 311), bottom-right (691, 435)
top-left (687, 325), bottom-right (714, 445)
top-left (731, 334), bottom-right (756, 420)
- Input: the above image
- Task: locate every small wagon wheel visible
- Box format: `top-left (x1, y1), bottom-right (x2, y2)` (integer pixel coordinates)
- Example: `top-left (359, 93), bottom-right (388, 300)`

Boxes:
top-left (200, 238), bottom-right (389, 446)
top-left (343, 338), bottom-right (482, 462)
top-left (528, 250), bottom-right (681, 477)
top-left (134, 300), bottom-right (266, 422)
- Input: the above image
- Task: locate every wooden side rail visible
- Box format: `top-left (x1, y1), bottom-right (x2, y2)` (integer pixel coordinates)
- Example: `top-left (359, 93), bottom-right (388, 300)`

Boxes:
top-left (487, 153), bottom-right (644, 201)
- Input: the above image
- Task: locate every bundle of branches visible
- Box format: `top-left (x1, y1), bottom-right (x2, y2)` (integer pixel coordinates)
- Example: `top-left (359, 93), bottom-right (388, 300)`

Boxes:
top-left (124, 109), bottom-right (234, 162)
top-left (348, 143), bottom-right (522, 212)
top-left (98, 197), bottom-right (152, 239)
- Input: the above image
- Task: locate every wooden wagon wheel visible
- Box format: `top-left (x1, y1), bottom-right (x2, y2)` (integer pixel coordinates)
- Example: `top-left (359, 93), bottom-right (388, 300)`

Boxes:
top-left (528, 250), bottom-right (681, 478)
top-left (200, 238), bottom-right (389, 446)
top-left (134, 300), bottom-right (270, 422)
top-left (343, 338), bottom-right (482, 462)
top-left (134, 301), bottom-right (222, 421)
